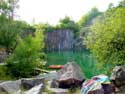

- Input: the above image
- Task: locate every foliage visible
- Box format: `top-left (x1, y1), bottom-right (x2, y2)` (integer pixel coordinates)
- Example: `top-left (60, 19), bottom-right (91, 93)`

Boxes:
top-left (15, 20), bottom-right (31, 30)
top-left (0, 65), bottom-right (13, 80)
top-left (0, 0), bottom-right (20, 53)
top-left (0, 0), bottom-right (10, 16)
top-left (6, 26), bottom-right (45, 78)
top-left (85, 7), bottom-right (125, 67)
top-left (0, 16), bottom-right (33, 54)
top-left (56, 16), bottom-right (79, 33)
top-left (108, 3), bottom-right (114, 9)
top-left (0, 0), bottom-right (19, 19)
top-left (34, 23), bottom-right (54, 32)
top-left (0, 16), bottom-right (20, 53)
top-left (118, 0), bottom-right (125, 7)
top-left (7, 0), bottom-right (19, 19)
top-left (34, 17), bottom-right (79, 37)
top-left (78, 7), bottom-right (101, 28)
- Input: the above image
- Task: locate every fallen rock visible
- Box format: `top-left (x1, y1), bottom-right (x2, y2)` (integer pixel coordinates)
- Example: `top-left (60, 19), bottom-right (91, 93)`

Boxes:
top-left (21, 77), bottom-right (44, 90)
top-left (56, 61), bottom-right (85, 88)
top-left (0, 80), bottom-right (21, 94)
top-left (24, 84), bottom-right (43, 94)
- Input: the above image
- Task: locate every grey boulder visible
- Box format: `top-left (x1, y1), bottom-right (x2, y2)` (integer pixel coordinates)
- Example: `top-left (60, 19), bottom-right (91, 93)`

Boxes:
top-left (24, 84), bottom-right (43, 94)
top-left (21, 77), bottom-right (44, 90)
top-left (0, 80), bottom-right (21, 94)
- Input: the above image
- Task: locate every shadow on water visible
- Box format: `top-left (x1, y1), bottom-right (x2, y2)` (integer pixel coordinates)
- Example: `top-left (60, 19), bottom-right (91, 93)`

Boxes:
top-left (46, 51), bottom-right (101, 79)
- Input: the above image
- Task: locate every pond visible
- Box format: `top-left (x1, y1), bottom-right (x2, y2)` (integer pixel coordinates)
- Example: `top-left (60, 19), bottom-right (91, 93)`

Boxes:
top-left (46, 51), bottom-right (101, 78)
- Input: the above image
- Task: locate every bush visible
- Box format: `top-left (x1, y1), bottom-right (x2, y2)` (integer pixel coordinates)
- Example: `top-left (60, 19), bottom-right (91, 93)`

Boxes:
top-left (6, 26), bottom-right (45, 78)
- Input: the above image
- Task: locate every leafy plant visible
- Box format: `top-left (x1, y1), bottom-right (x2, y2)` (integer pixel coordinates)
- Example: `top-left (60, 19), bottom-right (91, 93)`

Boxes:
top-left (6, 25), bottom-right (45, 78)
top-left (85, 7), bottom-right (125, 69)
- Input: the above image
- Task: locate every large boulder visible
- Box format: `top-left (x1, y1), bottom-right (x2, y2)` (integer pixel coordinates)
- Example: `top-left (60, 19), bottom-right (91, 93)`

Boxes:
top-left (21, 77), bottom-right (45, 90)
top-left (110, 65), bottom-right (125, 87)
top-left (110, 65), bottom-right (125, 93)
top-left (0, 80), bottom-right (21, 94)
top-left (56, 61), bottom-right (85, 88)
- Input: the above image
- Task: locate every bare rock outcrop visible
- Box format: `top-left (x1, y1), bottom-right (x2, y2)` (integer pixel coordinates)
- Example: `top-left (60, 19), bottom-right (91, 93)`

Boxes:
top-left (45, 29), bottom-right (74, 52)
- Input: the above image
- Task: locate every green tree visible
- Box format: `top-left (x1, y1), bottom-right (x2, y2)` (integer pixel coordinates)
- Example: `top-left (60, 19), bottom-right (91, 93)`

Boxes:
top-left (34, 23), bottom-right (54, 32)
top-left (108, 3), bottom-right (114, 9)
top-left (118, 0), bottom-right (125, 7)
top-left (8, 0), bottom-right (19, 20)
top-left (0, 0), bottom-right (10, 16)
top-left (78, 7), bottom-right (101, 28)
top-left (56, 16), bottom-right (79, 33)
top-left (0, 0), bottom-right (22, 54)
top-left (0, 0), bottom-right (19, 19)
top-left (85, 7), bottom-right (125, 67)
top-left (0, 16), bottom-right (19, 54)
top-left (6, 25), bottom-right (45, 78)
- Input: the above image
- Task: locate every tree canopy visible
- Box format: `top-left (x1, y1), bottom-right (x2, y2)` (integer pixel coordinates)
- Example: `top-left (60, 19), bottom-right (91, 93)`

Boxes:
top-left (0, 15), bottom-right (20, 54)
top-left (78, 7), bottom-right (101, 28)
top-left (85, 7), bottom-right (125, 66)
top-left (118, 0), bottom-right (125, 7)
top-left (56, 16), bottom-right (79, 33)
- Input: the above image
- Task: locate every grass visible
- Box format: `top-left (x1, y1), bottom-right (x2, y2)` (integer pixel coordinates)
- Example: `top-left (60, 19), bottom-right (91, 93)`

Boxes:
top-left (0, 66), bottom-right (13, 80)
top-left (46, 51), bottom-right (101, 78)
top-left (68, 87), bottom-right (81, 94)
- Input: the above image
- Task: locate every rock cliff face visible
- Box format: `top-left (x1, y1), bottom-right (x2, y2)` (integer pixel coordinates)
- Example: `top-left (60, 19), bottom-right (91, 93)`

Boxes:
top-left (45, 29), bottom-right (74, 52)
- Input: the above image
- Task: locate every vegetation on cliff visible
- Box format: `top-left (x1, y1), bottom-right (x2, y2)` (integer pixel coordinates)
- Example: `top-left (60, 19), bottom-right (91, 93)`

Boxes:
top-left (85, 2), bottom-right (125, 71)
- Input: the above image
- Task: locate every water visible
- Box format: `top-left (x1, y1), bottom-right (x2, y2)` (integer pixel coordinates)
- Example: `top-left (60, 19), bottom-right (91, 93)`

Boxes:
top-left (46, 51), bottom-right (101, 78)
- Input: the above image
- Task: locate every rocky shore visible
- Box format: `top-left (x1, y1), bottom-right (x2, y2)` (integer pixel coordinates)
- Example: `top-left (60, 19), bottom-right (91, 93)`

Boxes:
top-left (0, 62), bottom-right (125, 94)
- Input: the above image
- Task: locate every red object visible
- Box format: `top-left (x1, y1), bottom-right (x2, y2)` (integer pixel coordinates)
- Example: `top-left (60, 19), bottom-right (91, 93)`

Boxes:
top-left (49, 65), bottom-right (64, 69)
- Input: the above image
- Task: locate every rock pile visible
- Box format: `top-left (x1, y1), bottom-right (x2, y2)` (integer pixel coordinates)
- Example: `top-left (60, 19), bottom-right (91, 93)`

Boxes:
top-left (1, 63), bottom-right (125, 94)
top-left (0, 78), bottom-right (45, 94)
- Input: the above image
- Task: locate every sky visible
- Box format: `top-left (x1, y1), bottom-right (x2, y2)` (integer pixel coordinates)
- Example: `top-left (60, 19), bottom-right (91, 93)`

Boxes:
top-left (17, 0), bottom-right (121, 25)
